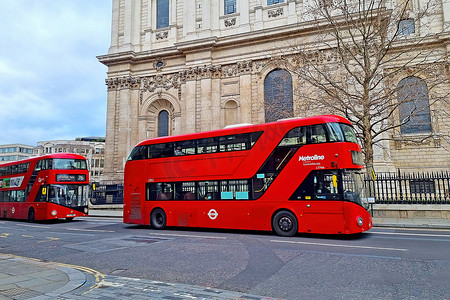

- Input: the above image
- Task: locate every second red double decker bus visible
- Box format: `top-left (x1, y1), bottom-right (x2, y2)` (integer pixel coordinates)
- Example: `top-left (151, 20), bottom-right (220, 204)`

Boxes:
top-left (0, 153), bottom-right (89, 222)
top-left (124, 115), bottom-right (372, 236)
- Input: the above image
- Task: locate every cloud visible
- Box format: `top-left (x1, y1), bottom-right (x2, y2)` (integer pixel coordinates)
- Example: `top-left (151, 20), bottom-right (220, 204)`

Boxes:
top-left (0, 0), bottom-right (111, 145)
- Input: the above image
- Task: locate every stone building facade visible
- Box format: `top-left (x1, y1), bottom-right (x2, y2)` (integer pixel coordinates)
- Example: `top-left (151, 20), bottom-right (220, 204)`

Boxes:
top-left (98, 0), bottom-right (450, 181)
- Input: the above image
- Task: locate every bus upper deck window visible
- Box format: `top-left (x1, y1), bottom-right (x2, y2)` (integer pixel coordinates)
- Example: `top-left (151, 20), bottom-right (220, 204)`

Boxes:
top-left (309, 124), bottom-right (327, 143)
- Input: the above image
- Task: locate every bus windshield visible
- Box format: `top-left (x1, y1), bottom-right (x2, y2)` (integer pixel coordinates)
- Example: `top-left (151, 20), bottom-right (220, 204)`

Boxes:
top-left (46, 184), bottom-right (89, 208)
top-left (326, 123), bottom-right (358, 143)
top-left (342, 170), bottom-right (369, 210)
top-left (53, 159), bottom-right (87, 170)
top-left (291, 169), bottom-right (369, 210)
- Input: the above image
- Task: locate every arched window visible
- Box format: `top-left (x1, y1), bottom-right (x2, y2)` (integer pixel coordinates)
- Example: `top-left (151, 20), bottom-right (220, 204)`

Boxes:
top-left (158, 110), bottom-right (169, 137)
top-left (397, 76), bottom-right (432, 134)
top-left (264, 69), bottom-right (293, 123)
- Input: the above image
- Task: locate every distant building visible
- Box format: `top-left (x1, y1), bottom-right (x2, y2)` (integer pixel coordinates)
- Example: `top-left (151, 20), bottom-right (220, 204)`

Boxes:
top-left (0, 144), bottom-right (34, 162)
top-left (34, 139), bottom-right (105, 183)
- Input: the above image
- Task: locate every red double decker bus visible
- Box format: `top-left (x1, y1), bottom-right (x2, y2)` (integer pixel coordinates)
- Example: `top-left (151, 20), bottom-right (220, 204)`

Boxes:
top-left (124, 115), bottom-right (372, 236)
top-left (0, 153), bottom-right (89, 222)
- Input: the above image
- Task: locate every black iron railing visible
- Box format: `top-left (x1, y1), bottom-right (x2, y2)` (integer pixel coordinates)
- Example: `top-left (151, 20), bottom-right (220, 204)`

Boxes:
top-left (89, 170), bottom-right (450, 205)
top-left (365, 170), bottom-right (450, 204)
top-left (89, 181), bottom-right (124, 205)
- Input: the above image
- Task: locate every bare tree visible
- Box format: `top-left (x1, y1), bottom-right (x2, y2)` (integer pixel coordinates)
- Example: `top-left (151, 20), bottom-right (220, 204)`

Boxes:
top-left (285, 0), bottom-right (449, 174)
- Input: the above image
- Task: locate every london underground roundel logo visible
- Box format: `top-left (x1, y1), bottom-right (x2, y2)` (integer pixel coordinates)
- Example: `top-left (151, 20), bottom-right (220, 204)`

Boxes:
top-left (208, 209), bottom-right (218, 220)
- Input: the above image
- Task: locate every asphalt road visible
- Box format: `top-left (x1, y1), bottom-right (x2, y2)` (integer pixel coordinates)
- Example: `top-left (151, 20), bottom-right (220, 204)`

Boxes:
top-left (1, 217), bottom-right (449, 299)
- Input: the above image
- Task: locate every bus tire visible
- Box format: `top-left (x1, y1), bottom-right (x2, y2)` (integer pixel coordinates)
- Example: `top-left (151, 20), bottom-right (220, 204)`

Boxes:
top-left (272, 210), bottom-right (298, 237)
top-left (28, 208), bottom-right (35, 223)
top-left (150, 208), bottom-right (166, 230)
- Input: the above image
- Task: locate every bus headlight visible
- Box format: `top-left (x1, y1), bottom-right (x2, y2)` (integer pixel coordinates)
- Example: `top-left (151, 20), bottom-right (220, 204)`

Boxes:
top-left (51, 210), bottom-right (57, 216)
top-left (357, 216), bottom-right (363, 227)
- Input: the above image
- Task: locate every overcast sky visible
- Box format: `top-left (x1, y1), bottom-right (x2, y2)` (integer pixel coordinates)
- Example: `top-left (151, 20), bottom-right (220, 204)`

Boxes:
top-left (0, 0), bottom-right (111, 146)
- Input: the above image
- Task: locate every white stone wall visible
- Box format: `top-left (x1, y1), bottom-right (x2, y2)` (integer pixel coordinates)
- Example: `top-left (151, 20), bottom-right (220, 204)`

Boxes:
top-left (98, 0), bottom-right (450, 179)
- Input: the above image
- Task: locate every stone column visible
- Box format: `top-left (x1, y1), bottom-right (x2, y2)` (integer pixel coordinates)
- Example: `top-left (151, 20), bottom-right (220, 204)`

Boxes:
top-left (287, 0), bottom-right (297, 24)
top-left (239, 0), bottom-right (250, 33)
top-left (108, 0), bottom-right (120, 54)
top-left (211, 77), bottom-right (221, 130)
top-left (122, 1), bottom-right (141, 52)
top-left (254, 0), bottom-right (263, 30)
top-left (201, 0), bottom-right (212, 37)
top-left (184, 79), bottom-right (197, 133)
top-left (103, 87), bottom-right (119, 180)
top-left (240, 74), bottom-right (252, 124)
top-left (443, 0), bottom-right (450, 30)
top-left (117, 87), bottom-right (131, 172)
top-left (201, 77), bottom-right (212, 131)
top-left (184, 0), bottom-right (196, 38)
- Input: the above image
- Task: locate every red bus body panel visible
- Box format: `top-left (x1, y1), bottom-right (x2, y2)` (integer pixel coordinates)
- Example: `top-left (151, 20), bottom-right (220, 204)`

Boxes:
top-left (124, 115), bottom-right (372, 235)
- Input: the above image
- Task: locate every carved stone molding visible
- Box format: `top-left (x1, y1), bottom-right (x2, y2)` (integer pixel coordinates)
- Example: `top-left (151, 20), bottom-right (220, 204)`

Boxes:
top-left (224, 18), bottom-right (236, 27)
top-left (107, 59), bottom-right (263, 94)
top-left (155, 31), bottom-right (168, 40)
top-left (106, 76), bottom-right (140, 90)
top-left (268, 8), bottom-right (283, 18)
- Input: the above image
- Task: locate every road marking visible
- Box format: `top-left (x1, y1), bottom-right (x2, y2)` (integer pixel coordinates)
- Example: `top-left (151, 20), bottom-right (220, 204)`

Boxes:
top-left (372, 231), bottom-right (450, 238)
top-left (17, 224), bottom-right (50, 229)
top-left (79, 217), bottom-right (122, 222)
top-left (0, 233), bottom-right (10, 238)
top-left (147, 232), bottom-right (226, 240)
top-left (270, 240), bottom-right (408, 251)
top-left (66, 228), bottom-right (115, 233)
top-left (21, 234), bottom-right (34, 238)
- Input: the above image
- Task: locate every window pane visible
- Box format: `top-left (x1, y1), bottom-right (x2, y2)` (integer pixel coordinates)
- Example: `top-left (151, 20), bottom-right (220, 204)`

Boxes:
top-left (397, 77), bottom-right (432, 134)
top-left (264, 69), bottom-right (293, 122)
top-left (398, 19), bottom-right (415, 36)
top-left (268, 0), bottom-right (284, 4)
top-left (158, 110), bottom-right (169, 137)
top-left (225, 0), bottom-right (236, 14)
top-left (309, 124), bottom-right (327, 143)
top-left (157, 0), bottom-right (169, 29)
top-left (340, 124), bottom-right (358, 143)
top-left (279, 127), bottom-right (307, 146)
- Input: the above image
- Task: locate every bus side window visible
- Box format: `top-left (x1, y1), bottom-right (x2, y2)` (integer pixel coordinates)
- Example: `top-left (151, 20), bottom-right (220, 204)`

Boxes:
top-left (309, 124), bottom-right (327, 144)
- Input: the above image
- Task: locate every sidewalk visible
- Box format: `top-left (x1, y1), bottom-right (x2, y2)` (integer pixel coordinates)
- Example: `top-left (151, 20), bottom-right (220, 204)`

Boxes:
top-left (88, 209), bottom-right (450, 229)
top-left (0, 254), bottom-right (276, 300)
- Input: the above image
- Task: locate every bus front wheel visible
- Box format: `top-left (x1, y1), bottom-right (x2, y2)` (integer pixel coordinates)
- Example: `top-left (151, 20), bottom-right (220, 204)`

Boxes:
top-left (28, 208), bottom-right (35, 223)
top-left (272, 210), bottom-right (298, 237)
top-left (150, 208), bottom-right (166, 230)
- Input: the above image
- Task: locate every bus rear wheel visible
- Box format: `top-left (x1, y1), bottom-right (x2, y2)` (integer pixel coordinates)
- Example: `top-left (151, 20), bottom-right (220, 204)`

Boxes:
top-left (150, 208), bottom-right (166, 230)
top-left (28, 208), bottom-right (35, 223)
top-left (272, 210), bottom-right (298, 237)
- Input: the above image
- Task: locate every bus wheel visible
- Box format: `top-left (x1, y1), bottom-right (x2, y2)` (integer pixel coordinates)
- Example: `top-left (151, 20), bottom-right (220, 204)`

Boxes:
top-left (28, 208), bottom-right (35, 223)
top-left (150, 208), bottom-right (166, 230)
top-left (272, 210), bottom-right (298, 237)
